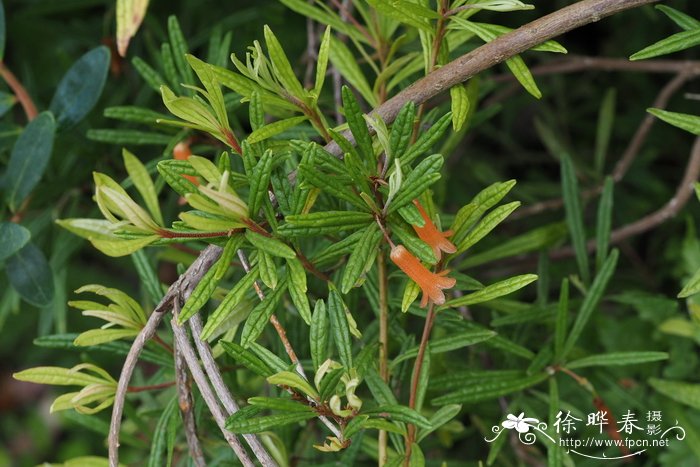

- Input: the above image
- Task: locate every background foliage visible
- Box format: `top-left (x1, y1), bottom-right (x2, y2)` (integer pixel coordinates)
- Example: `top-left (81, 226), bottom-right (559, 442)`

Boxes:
top-left (2, 0), bottom-right (700, 466)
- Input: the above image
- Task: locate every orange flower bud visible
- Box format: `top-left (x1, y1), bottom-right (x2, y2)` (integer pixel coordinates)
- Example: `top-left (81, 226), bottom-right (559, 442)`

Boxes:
top-left (411, 200), bottom-right (456, 260)
top-left (390, 245), bottom-right (456, 307)
top-left (173, 141), bottom-right (199, 186)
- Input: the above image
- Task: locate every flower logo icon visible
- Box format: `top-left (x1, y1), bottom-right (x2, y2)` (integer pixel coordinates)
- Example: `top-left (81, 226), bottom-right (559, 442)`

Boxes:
top-left (502, 413), bottom-right (539, 433)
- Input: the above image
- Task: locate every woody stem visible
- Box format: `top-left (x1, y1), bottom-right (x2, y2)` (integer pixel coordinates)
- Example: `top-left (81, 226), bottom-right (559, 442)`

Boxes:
top-left (377, 247), bottom-right (390, 466)
top-left (404, 302), bottom-right (436, 464)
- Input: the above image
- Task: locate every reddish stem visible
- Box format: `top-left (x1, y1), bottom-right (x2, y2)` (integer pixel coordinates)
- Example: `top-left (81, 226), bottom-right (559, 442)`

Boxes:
top-left (0, 61), bottom-right (38, 121)
top-left (127, 381), bottom-right (176, 393)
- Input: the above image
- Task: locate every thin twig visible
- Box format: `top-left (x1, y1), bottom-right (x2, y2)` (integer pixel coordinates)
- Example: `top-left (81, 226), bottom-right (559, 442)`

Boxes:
top-left (171, 305), bottom-right (255, 467)
top-left (109, 245), bottom-right (223, 467)
top-left (0, 61), bottom-right (38, 120)
top-left (550, 136), bottom-right (700, 259)
top-left (377, 249), bottom-right (389, 467)
top-left (512, 71), bottom-right (694, 219)
top-left (174, 340), bottom-right (206, 467)
top-left (189, 314), bottom-right (277, 466)
top-left (323, 0), bottom-right (661, 157)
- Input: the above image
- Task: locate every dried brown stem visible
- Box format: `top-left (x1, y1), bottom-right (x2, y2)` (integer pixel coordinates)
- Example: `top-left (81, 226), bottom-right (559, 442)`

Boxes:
top-left (324, 0), bottom-right (661, 157)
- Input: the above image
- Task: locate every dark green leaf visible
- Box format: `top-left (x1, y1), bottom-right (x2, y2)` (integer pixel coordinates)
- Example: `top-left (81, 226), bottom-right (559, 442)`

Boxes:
top-left (241, 277), bottom-right (288, 347)
top-left (567, 351), bottom-right (668, 369)
top-left (342, 86), bottom-right (374, 163)
top-left (630, 29), bottom-right (700, 60)
top-left (649, 378), bottom-right (700, 409)
top-left (341, 224), bottom-right (382, 293)
top-left (362, 405), bottom-right (431, 429)
top-left (280, 211), bottom-right (373, 237)
top-left (595, 177), bottom-right (614, 272)
top-left (310, 300), bottom-right (329, 370)
top-left (49, 47), bottom-right (110, 129)
top-left (147, 397), bottom-right (178, 467)
top-left (401, 112), bottom-right (452, 165)
top-left (6, 242), bottom-right (54, 307)
top-left (393, 330), bottom-right (496, 365)
top-left (0, 222), bottom-right (30, 262)
top-left (561, 153), bottom-right (589, 284)
top-left (221, 341), bottom-right (273, 377)
top-left (226, 406), bottom-right (316, 433)
top-left (389, 154), bottom-right (444, 213)
top-left (647, 108), bottom-right (700, 135)
top-left (327, 286), bottom-right (353, 368)
top-left (432, 372), bottom-right (548, 405)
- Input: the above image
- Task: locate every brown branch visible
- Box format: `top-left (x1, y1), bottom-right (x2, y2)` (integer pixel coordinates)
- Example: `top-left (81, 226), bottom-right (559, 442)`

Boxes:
top-left (550, 136), bottom-right (700, 260)
top-left (513, 71), bottom-right (694, 219)
top-left (174, 341), bottom-right (206, 467)
top-left (127, 381), bottom-right (175, 393)
top-left (0, 62), bottom-right (38, 121)
top-left (323, 0), bottom-right (661, 157)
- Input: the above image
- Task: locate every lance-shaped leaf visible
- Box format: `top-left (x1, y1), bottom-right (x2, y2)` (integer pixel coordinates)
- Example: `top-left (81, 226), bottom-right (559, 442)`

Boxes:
top-left (388, 154), bottom-right (444, 213)
top-left (393, 330), bottom-right (496, 365)
top-left (401, 112), bottom-right (452, 164)
top-left (221, 341), bottom-right (274, 377)
top-left (329, 37), bottom-right (377, 107)
top-left (361, 405), bottom-right (432, 429)
top-left (630, 29), bottom-right (700, 61)
top-left (4, 112), bottom-right (56, 211)
top-left (200, 266), bottom-right (259, 340)
top-left (647, 108), bottom-right (700, 135)
top-left (287, 258), bottom-right (311, 324)
top-left (327, 287), bottom-right (353, 368)
top-left (443, 274), bottom-right (537, 308)
top-left (341, 224), bottom-right (382, 293)
top-left (50, 47), bottom-right (110, 129)
top-left (655, 5), bottom-right (700, 30)
top-left (268, 371), bottom-right (319, 399)
top-left (247, 116), bottom-right (308, 144)
top-left (226, 405), bottom-right (316, 433)
top-left (450, 83), bottom-right (471, 131)
top-left (186, 54), bottom-right (228, 129)
top-left (314, 26), bottom-right (331, 96)
top-left (310, 300), bottom-right (329, 370)
top-left (257, 250), bottom-right (278, 290)
top-left (13, 363), bottom-right (115, 386)
top-left (0, 222), bottom-right (30, 262)
top-left (567, 351), bottom-right (669, 369)
top-left (451, 179), bottom-right (516, 243)
top-left (561, 153), bottom-right (589, 284)
top-left (263, 25), bottom-right (306, 98)
top-left (342, 86), bottom-right (374, 163)
top-left (248, 150), bottom-right (273, 215)
top-left (456, 201), bottom-right (520, 254)
top-left (390, 102), bottom-right (416, 159)
top-left (432, 372), bottom-right (548, 405)
top-left (6, 242), bottom-right (54, 307)
top-left (241, 277), bottom-right (288, 347)
top-left (246, 231), bottom-right (296, 259)
top-left (649, 378), bottom-right (700, 409)
top-left (123, 149), bottom-right (163, 225)
top-left (116, 0), bottom-right (149, 56)
top-left (279, 211), bottom-right (373, 236)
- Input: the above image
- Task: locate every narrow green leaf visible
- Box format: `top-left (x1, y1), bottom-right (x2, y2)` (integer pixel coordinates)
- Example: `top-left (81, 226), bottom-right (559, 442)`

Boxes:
top-left (287, 257), bottom-right (311, 324)
top-left (247, 150), bottom-right (274, 216)
top-left (226, 406), bottom-right (316, 433)
top-left (451, 180), bottom-right (516, 244)
top-left (0, 0), bottom-right (5, 61)
top-left (88, 129), bottom-right (173, 146)
top-left (362, 405), bottom-right (431, 429)
top-left (416, 404), bottom-right (461, 443)
top-left (147, 397), bottom-right (177, 467)
top-left (280, 211), bottom-right (373, 237)
top-left (6, 242), bottom-right (54, 307)
top-left (561, 249), bottom-right (619, 359)
top-left (342, 86), bottom-right (374, 162)
top-left (390, 102), bottom-right (416, 159)
top-left (246, 231), bottom-right (296, 259)
top-left (186, 54), bottom-right (228, 128)
top-left (248, 396), bottom-right (313, 412)
top-left (655, 5), bottom-right (700, 30)
top-left (505, 56), bottom-right (541, 99)
top-left (327, 287), bottom-right (353, 368)
top-left (401, 112), bottom-right (451, 165)
top-left (456, 201), bottom-right (520, 254)
top-left (595, 177), bottom-right (614, 272)
top-left (444, 274), bottom-right (537, 308)
top-left (0, 222), bottom-right (30, 262)
top-left (74, 328), bottom-right (139, 347)
top-left (630, 29), bottom-right (700, 61)
top-left (554, 278), bottom-right (569, 361)
top-left (247, 116), bottom-right (308, 144)
top-left (132, 56), bottom-right (165, 92)
top-left (264, 25), bottom-right (305, 98)
top-left (649, 378), bottom-right (700, 409)
top-left (329, 37), bottom-right (378, 106)
top-left (279, 0), bottom-right (366, 44)
top-left (594, 89), bottom-right (616, 173)
top-left (241, 277), bottom-right (288, 347)
top-left (298, 164), bottom-right (365, 208)
top-left (389, 154), bottom-right (444, 213)
top-left (432, 372), bottom-right (548, 405)
top-left (13, 366), bottom-right (109, 386)
top-left (50, 47), bottom-right (110, 129)
top-left (123, 149), bottom-right (163, 225)
top-left (647, 108), bottom-right (700, 135)
top-left (220, 340), bottom-right (273, 377)
top-left (167, 16), bottom-right (194, 85)
top-left (393, 330), bottom-right (496, 365)
top-left (5, 112), bottom-right (56, 211)
top-left (257, 250), bottom-right (278, 290)
top-left (450, 83), bottom-right (471, 131)
top-left (90, 235), bottom-right (159, 258)
top-left (341, 224), bottom-right (382, 293)
top-left (679, 267), bottom-right (700, 298)
top-left (567, 351), bottom-right (668, 369)
top-left (310, 300), bottom-right (329, 370)
top-left (414, 343), bottom-right (430, 412)
top-left (314, 26), bottom-right (331, 96)
top-left (561, 153), bottom-right (590, 284)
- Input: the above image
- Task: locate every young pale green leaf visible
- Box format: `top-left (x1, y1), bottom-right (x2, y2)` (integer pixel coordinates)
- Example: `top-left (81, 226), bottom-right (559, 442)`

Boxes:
top-left (91, 235), bottom-right (159, 258)
top-left (561, 249), bottom-right (619, 359)
top-left (401, 279), bottom-right (421, 313)
top-left (160, 86), bottom-right (219, 132)
top-left (310, 300), bottom-right (329, 370)
top-left (246, 231), bottom-right (296, 259)
top-left (647, 108), bottom-right (700, 135)
top-left (0, 222), bottom-right (30, 262)
top-left (365, 0), bottom-right (436, 32)
top-left (342, 86), bottom-right (374, 163)
top-left (6, 242), bottom-right (54, 307)
top-left (318, 366), bottom-right (345, 401)
top-left (468, 0), bottom-right (534, 11)
top-left (679, 267), bottom-right (700, 298)
top-left (341, 224), bottom-right (382, 293)
top-left (241, 278), bottom-right (288, 347)
top-left (416, 404), bottom-right (462, 442)
top-left (505, 56), bottom-right (542, 99)
top-left (329, 37), bottom-right (378, 107)
top-left (450, 83), bottom-right (471, 131)
top-left (147, 396), bottom-right (177, 467)
top-left (327, 287), bottom-right (353, 369)
top-left (268, 371), bottom-right (319, 399)
top-left (257, 250), bottom-right (278, 290)
top-left (264, 25), bottom-right (306, 98)
top-left (73, 329), bottom-right (140, 347)
top-left (13, 365), bottom-right (112, 387)
top-left (630, 29), bottom-right (700, 61)
top-left (393, 330), bottom-right (496, 365)
top-left (279, 0), bottom-right (367, 44)
top-left (432, 372), bottom-right (548, 405)
top-left (554, 278), bottom-right (569, 361)
top-left (247, 116), bottom-right (308, 144)
top-left (444, 274), bottom-right (537, 308)
top-left (567, 351), bottom-right (669, 369)
top-left (649, 378), bottom-right (700, 409)
top-left (314, 26), bottom-right (331, 96)
top-left (280, 211), bottom-right (373, 237)
top-left (226, 406), bottom-right (316, 433)
top-left (123, 149), bottom-right (163, 225)
top-left (388, 154), bottom-right (444, 213)
top-left (50, 47), bottom-right (110, 129)
top-left (287, 257), bottom-right (311, 325)
top-left (185, 54), bottom-right (228, 128)
top-left (561, 153), bottom-right (590, 284)
top-left (456, 201), bottom-right (520, 254)
top-left (220, 340), bottom-right (273, 377)
top-left (595, 177), bottom-right (614, 272)
top-left (655, 5), bottom-right (700, 30)
top-left (362, 405), bottom-right (432, 429)
top-left (401, 112), bottom-right (451, 165)
top-left (5, 112), bottom-right (56, 211)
